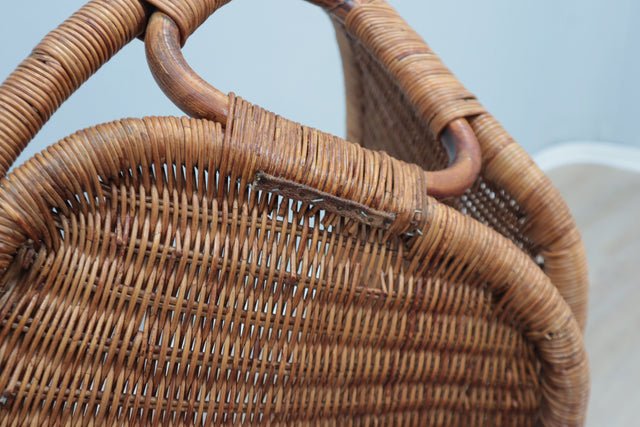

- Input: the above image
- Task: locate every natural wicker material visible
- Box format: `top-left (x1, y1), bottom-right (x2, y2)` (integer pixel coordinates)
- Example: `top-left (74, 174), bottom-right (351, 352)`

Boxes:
top-left (333, 3), bottom-right (589, 331)
top-left (0, 0), bottom-right (589, 425)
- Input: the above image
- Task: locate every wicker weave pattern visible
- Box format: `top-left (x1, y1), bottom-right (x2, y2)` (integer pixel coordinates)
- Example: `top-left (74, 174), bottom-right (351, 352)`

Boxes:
top-left (344, 2), bottom-right (485, 139)
top-left (335, 2), bottom-right (589, 330)
top-left (0, 97), bottom-right (587, 425)
top-left (0, 0), bottom-right (589, 425)
top-left (0, 0), bottom-right (147, 177)
top-left (0, 0), bottom-right (587, 330)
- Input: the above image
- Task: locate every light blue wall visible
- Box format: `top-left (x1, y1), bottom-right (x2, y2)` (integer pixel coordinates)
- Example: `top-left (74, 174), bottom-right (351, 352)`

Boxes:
top-left (1, 0), bottom-right (638, 169)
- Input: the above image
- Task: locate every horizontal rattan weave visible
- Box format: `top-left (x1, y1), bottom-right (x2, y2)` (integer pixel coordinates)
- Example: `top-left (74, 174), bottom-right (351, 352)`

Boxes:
top-left (0, 105), bottom-right (587, 424)
top-left (0, 0), bottom-right (589, 425)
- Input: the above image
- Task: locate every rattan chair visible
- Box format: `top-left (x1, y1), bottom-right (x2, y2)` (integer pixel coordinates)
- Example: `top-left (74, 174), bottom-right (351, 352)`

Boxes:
top-left (0, 0), bottom-right (589, 425)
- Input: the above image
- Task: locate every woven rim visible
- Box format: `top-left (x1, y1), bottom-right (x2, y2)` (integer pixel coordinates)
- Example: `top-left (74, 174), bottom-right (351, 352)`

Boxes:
top-left (336, 1), bottom-right (589, 330)
top-left (0, 0), bottom-right (588, 330)
top-left (0, 1), bottom-right (590, 422)
top-left (0, 111), bottom-right (588, 425)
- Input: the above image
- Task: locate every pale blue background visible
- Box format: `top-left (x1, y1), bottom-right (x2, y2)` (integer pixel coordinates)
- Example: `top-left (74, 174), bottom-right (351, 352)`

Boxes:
top-left (1, 0), bottom-right (638, 169)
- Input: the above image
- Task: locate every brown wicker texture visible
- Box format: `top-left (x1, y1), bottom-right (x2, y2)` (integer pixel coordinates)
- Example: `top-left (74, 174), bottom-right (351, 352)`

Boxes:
top-left (333, 2), bottom-right (589, 331)
top-left (143, 11), bottom-right (483, 200)
top-left (0, 0), bottom-right (589, 425)
top-left (141, 1), bottom-right (588, 330)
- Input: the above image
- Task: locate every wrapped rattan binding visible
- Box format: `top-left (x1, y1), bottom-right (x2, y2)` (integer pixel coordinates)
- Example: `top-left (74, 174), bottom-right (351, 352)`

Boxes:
top-left (0, 0), bottom-right (589, 425)
top-left (332, 3), bottom-right (588, 331)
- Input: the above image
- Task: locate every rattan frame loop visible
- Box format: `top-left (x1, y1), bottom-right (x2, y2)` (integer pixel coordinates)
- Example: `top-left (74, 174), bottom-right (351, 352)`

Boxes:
top-left (0, 0), bottom-right (590, 423)
top-left (0, 0), bottom-right (587, 334)
top-left (144, 9), bottom-right (482, 199)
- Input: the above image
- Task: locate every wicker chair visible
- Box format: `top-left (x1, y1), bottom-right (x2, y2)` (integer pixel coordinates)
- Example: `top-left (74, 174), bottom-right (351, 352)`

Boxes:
top-left (0, 0), bottom-right (589, 425)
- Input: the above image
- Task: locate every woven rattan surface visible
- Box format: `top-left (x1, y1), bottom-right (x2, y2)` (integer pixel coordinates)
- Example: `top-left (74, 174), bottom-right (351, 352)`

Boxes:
top-left (334, 2), bottom-right (588, 330)
top-left (0, 0), bottom-right (589, 425)
top-left (0, 105), bottom-right (587, 424)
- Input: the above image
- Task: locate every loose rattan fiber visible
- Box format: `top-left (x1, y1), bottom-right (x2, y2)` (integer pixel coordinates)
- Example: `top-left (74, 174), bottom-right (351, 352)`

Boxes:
top-left (0, 0), bottom-right (589, 425)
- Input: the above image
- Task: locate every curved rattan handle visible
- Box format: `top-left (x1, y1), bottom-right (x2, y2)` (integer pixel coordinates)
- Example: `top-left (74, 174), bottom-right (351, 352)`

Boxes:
top-left (146, 0), bottom-right (356, 48)
top-left (0, 0), bottom-right (480, 198)
top-left (0, 0), bottom-right (350, 181)
top-left (145, 10), bottom-right (482, 199)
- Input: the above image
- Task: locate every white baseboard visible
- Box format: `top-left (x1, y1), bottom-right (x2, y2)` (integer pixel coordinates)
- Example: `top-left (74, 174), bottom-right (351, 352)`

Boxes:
top-left (533, 141), bottom-right (640, 173)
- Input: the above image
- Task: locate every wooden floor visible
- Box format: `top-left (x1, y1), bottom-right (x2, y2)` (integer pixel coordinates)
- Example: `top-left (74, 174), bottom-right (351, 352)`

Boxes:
top-left (546, 164), bottom-right (640, 426)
